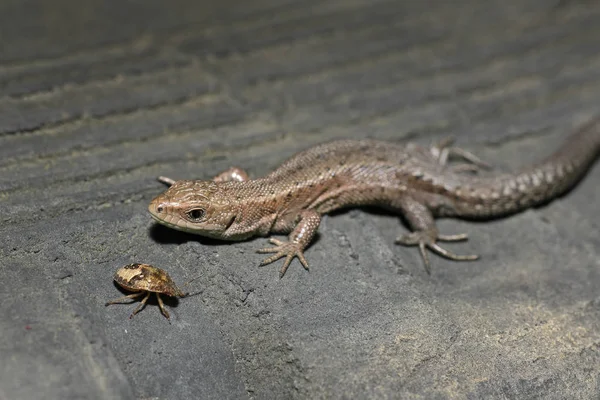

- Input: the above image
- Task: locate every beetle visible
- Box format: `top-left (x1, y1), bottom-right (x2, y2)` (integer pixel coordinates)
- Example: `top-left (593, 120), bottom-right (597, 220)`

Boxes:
top-left (105, 263), bottom-right (187, 320)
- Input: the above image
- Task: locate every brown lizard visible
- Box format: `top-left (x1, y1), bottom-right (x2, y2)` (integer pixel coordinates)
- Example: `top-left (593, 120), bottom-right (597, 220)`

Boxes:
top-left (149, 116), bottom-right (600, 277)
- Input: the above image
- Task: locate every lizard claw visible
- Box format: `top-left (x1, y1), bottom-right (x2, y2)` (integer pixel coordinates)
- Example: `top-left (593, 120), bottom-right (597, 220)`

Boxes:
top-left (431, 137), bottom-right (492, 171)
top-left (395, 230), bottom-right (479, 274)
top-left (447, 164), bottom-right (482, 175)
top-left (257, 238), bottom-right (309, 278)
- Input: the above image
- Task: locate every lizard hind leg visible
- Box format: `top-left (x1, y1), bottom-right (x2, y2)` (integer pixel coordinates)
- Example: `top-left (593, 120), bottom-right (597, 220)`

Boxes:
top-left (394, 197), bottom-right (479, 274)
top-left (395, 230), bottom-right (478, 274)
top-left (431, 136), bottom-right (492, 172)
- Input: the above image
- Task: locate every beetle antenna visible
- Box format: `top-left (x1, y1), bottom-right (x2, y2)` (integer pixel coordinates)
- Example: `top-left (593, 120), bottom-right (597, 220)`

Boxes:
top-left (180, 274), bottom-right (202, 297)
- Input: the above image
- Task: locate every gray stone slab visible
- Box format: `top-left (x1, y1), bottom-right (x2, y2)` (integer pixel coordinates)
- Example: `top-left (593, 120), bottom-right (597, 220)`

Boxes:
top-left (2, 0), bottom-right (600, 399)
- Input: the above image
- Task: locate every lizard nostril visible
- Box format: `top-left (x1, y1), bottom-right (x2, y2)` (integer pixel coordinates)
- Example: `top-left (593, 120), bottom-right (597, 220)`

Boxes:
top-left (157, 206), bottom-right (164, 213)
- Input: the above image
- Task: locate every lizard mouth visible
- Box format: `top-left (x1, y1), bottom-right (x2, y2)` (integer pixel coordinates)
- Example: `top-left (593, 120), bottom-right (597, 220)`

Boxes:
top-left (149, 212), bottom-right (165, 224)
top-left (149, 212), bottom-right (197, 233)
top-left (148, 206), bottom-right (211, 235)
top-left (149, 212), bottom-right (174, 227)
top-left (148, 204), bottom-right (186, 231)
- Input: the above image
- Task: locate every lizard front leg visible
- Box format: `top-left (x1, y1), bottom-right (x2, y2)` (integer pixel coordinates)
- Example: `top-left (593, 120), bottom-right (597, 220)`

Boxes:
top-left (256, 210), bottom-right (321, 278)
top-left (211, 167), bottom-right (249, 182)
top-left (157, 166), bottom-right (249, 186)
top-left (394, 197), bottom-right (478, 274)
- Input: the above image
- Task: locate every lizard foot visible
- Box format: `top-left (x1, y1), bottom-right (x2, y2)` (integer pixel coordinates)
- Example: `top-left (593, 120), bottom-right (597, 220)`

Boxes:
top-left (157, 176), bottom-right (176, 186)
top-left (432, 137), bottom-right (492, 171)
top-left (448, 163), bottom-right (482, 174)
top-left (257, 238), bottom-right (309, 278)
top-left (395, 230), bottom-right (479, 274)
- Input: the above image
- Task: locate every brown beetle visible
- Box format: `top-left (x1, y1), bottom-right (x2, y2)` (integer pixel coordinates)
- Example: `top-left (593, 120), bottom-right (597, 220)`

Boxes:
top-left (105, 263), bottom-right (187, 320)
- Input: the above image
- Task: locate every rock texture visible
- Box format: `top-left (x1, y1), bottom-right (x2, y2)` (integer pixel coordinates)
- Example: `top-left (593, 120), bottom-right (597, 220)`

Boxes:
top-left (2, 0), bottom-right (600, 398)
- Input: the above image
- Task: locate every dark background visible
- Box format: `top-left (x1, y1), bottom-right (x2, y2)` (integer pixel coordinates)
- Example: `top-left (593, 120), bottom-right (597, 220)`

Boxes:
top-left (2, 0), bottom-right (600, 399)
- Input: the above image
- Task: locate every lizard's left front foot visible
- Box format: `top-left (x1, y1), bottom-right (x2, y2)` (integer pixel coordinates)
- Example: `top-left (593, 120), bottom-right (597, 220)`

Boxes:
top-left (257, 238), bottom-right (309, 278)
top-left (395, 230), bottom-right (479, 274)
top-left (157, 176), bottom-right (177, 186)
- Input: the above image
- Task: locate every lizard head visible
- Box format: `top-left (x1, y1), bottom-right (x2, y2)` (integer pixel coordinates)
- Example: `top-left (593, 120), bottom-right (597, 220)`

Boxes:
top-left (148, 180), bottom-right (237, 238)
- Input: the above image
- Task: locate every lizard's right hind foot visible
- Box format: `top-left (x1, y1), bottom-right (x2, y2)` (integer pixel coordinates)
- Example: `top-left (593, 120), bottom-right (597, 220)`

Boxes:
top-left (395, 230), bottom-right (479, 274)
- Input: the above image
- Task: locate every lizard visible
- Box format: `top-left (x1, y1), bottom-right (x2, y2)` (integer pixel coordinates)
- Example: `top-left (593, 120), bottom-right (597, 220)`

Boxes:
top-left (148, 116), bottom-right (600, 277)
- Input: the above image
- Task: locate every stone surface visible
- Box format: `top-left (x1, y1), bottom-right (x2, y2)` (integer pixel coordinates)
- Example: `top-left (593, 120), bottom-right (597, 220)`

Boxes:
top-left (2, 0), bottom-right (600, 398)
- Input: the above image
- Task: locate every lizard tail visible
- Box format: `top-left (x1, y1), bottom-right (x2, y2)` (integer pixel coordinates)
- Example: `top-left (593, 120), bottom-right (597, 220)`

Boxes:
top-left (517, 115), bottom-right (600, 201)
top-left (448, 115), bottom-right (600, 218)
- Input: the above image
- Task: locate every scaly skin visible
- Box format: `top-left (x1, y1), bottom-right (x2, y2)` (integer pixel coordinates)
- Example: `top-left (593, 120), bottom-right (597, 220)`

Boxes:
top-left (149, 116), bottom-right (600, 277)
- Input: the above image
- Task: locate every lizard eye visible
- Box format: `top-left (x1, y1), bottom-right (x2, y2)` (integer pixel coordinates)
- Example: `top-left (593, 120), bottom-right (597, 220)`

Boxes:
top-left (186, 208), bottom-right (205, 221)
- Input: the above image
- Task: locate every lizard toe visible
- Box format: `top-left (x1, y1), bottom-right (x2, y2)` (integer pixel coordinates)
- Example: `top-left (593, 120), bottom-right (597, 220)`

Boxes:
top-left (395, 230), bottom-right (477, 274)
top-left (395, 231), bottom-right (422, 245)
top-left (256, 240), bottom-right (308, 277)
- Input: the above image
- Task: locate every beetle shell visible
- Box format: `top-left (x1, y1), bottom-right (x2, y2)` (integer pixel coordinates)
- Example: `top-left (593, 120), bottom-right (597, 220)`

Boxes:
top-left (113, 263), bottom-right (185, 297)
